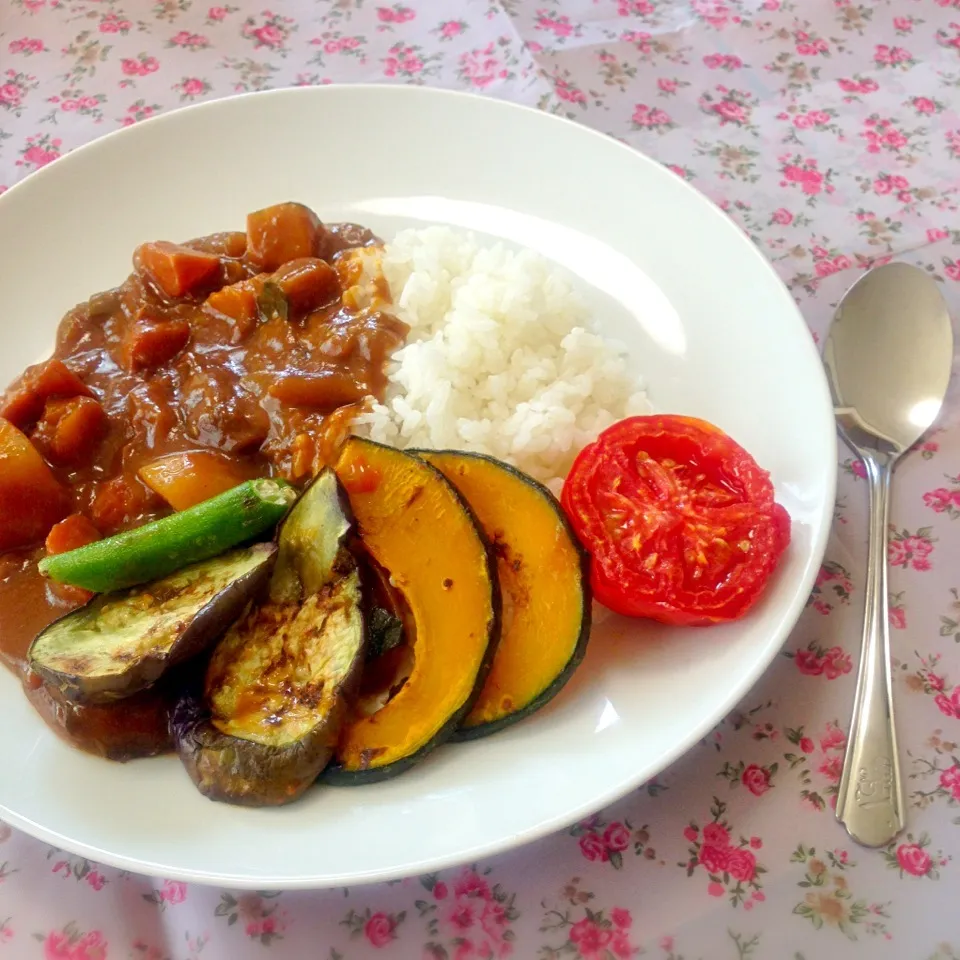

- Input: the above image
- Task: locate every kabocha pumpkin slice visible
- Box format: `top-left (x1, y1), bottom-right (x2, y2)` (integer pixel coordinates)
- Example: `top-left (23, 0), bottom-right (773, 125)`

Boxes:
top-left (420, 451), bottom-right (591, 740)
top-left (326, 437), bottom-right (500, 783)
top-left (173, 469), bottom-right (366, 806)
top-left (28, 544), bottom-right (276, 705)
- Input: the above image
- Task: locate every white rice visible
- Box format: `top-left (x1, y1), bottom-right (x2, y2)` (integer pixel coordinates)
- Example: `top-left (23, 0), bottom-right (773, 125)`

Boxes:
top-left (353, 227), bottom-right (650, 495)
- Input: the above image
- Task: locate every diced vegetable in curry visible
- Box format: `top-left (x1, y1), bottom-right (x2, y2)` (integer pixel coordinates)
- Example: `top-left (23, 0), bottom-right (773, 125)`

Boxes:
top-left (0, 203), bottom-right (408, 760)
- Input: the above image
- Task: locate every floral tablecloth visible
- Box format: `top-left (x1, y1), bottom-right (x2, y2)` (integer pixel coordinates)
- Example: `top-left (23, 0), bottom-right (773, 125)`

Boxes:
top-left (3, 0), bottom-right (960, 957)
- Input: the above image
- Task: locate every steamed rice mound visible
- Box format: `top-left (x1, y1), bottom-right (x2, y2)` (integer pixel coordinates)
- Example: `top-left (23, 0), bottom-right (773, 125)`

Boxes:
top-left (355, 227), bottom-right (649, 494)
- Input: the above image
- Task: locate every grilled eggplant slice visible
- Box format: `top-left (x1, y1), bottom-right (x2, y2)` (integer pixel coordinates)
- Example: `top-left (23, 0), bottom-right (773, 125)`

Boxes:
top-left (28, 544), bottom-right (276, 704)
top-left (173, 468), bottom-right (365, 806)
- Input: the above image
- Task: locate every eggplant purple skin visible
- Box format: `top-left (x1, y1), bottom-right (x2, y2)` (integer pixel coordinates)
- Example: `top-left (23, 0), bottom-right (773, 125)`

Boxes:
top-left (171, 649), bottom-right (364, 807)
top-left (29, 543), bottom-right (277, 706)
top-left (172, 470), bottom-right (368, 807)
top-left (19, 656), bottom-right (213, 763)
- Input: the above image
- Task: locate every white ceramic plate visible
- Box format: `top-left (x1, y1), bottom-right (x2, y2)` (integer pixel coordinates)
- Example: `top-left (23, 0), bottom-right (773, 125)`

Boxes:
top-left (0, 85), bottom-right (835, 888)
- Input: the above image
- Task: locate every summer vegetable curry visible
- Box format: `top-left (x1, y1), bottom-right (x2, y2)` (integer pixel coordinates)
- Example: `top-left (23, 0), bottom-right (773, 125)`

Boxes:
top-left (0, 202), bottom-right (601, 802)
top-left (0, 201), bottom-right (790, 806)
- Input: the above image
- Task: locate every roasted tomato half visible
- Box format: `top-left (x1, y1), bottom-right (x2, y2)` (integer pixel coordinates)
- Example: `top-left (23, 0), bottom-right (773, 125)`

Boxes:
top-left (561, 415), bottom-right (791, 626)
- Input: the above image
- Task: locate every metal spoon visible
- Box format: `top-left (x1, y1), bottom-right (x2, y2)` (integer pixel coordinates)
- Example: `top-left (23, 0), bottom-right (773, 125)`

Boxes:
top-left (823, 261), bottom-right (953, 847)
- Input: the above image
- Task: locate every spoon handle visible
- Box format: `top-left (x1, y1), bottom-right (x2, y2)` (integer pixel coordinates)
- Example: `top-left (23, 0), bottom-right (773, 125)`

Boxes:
top-left (835, 455), bottom-right (905, 847)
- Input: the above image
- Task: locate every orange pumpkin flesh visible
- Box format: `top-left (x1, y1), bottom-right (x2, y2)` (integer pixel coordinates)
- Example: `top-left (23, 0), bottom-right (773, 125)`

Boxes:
top-left (421, 451), bottom-right (590, 738)
top-left (328, 437), bottom-right (499, 780)
top-left (138, 451), bottom-right (256, 511)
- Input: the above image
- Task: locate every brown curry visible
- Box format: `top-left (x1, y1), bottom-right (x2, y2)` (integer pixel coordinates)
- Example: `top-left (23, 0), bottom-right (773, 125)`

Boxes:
top-left (0, 202), bottom-right (407, 757)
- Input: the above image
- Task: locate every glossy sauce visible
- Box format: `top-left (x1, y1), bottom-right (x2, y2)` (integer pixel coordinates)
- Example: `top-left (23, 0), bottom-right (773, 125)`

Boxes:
top-left (0, 210), bottom-right (407, 756)
top-left (0, 556), bottom-right (66, 672)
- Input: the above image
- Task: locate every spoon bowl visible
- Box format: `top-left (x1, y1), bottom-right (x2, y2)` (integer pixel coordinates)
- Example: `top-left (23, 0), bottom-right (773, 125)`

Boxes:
top-left (825, 261), bottom-right (953, 456)
top-left (824, 261), bottom-right (953, 848)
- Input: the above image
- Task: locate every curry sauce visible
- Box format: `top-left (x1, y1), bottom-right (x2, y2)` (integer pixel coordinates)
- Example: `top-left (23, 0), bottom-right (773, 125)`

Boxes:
top-left (0, 203), bottom-right (407, 754)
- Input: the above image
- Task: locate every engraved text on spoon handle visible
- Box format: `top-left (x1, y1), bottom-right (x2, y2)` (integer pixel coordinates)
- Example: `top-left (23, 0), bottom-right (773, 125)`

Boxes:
top-left (835, 454), bottom-right (905, 848)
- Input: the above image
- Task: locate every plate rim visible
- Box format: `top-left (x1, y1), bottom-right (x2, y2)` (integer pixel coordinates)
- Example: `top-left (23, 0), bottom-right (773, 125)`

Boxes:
top-left (0, 83), bottom-right (838, 888)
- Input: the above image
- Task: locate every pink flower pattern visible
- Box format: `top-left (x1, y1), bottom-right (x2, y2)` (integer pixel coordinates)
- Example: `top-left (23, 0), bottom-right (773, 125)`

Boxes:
top-left (786, 640), bottom-right (853, 679)
top-left (364, 911), bottom-right (398, 947)
top-left (779, 722), bottom-right (849, 812)
top-left (895, 843), bottom-right (932, 877)
top-left (888, 528), bottom-right (936, 571)
top-left (680, 798), bottom-right (767, 906)
top-left (41, 926), bottom-right (107, 960)
top-left (2, 0), bottom-right (960, 953)
top-left (570, 814), bottom-right (657, 872)
top-left (741, 764), bottom-right (772, 796)
top-left (159, 879), bottom-right (187, 904)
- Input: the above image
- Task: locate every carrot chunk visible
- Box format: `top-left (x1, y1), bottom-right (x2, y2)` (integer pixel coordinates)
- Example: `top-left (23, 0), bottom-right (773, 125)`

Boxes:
top-left (90, 475), bottom-right (149, 534)
top-left (44, 513), bottom-right (100, 604)
top-left (0, 358), bottom-right (93, 430)
top-left (205, 282), bottom-right (259, 325)
top-left (268, 372), bottom-right (367, 412)
top-left (45, 513), bottom-right (101, 555)
top-left (121, 318), bottom-right (190, 372)
top-left (33, 396), bottom-right (107, 466)
top-left (272, 258), bottom-right (341, 316)
top-left (136, 241), bottom-right (221, 298)
top-left (203, 276), bottom-right (266, 340)
top-left (246, 202), bottom-right (324, 271)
